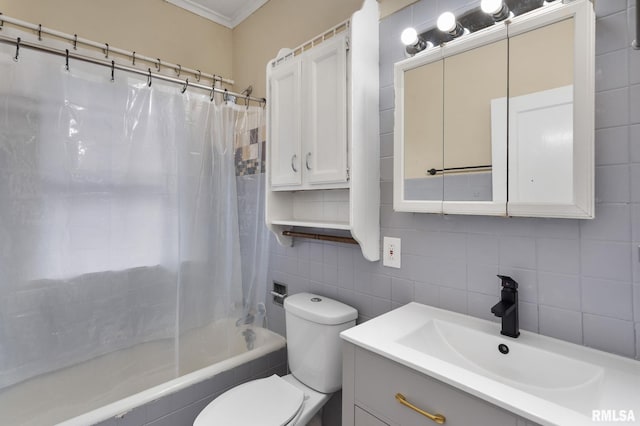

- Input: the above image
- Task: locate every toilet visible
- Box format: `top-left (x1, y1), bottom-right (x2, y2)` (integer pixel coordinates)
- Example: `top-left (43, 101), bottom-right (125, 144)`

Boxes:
top-left (194, 292), bottom-right (358, 426)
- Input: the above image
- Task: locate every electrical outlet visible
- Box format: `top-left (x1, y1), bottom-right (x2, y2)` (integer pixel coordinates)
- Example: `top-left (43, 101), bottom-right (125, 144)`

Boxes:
top-left (383, 237), bottom-right (401, 268)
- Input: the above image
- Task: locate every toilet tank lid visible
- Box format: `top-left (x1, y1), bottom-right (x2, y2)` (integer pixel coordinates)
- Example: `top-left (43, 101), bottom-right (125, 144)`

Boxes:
top-left (284, 293), bottom-right (358, 325)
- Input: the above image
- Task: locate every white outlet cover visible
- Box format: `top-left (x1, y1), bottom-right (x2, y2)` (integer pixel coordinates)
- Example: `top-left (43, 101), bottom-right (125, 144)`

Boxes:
top-left (383, 237), bottom-right (401, 268)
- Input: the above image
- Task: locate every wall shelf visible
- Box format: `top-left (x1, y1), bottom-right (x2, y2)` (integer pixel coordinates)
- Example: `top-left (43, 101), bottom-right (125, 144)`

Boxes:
top-left (265, 0), bottom-right (380, 261)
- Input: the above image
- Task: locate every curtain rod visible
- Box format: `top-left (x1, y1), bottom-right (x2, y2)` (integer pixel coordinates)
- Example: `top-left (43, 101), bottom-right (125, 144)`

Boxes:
top-left (0, 33), bottom-right (266, 105)
top-left (282, 230), bottom-right (359, 245)
top-left (0, 13), bottom-right (233, 86)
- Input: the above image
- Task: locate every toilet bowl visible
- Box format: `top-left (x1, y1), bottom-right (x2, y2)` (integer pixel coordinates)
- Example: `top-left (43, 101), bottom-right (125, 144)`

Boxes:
top-left (193, 374), bottom-right (329, 426)
top-left (193, 293), bottom-right (357, 426)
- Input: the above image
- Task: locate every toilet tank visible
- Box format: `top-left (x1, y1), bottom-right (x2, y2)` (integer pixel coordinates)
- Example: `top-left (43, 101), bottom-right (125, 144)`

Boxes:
top-left (284, 293), bottom-right (357, 393)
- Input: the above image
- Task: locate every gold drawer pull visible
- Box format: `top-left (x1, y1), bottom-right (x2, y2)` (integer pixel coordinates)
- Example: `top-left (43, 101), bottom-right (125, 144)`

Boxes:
top-left (395, 393), bottom-right (446, 424)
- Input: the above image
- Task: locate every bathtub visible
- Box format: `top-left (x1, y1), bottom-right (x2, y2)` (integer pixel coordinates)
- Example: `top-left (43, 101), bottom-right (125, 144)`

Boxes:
top-left (0, 319), bottom-right (286, 426)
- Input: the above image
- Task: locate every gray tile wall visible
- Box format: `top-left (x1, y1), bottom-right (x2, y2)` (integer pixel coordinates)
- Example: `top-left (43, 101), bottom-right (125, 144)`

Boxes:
top-left (266, 0), bottom-right (640, 360)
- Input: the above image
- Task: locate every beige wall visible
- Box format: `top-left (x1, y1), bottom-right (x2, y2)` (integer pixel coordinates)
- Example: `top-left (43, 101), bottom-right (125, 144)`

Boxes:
top-left (232, 0), bottom-right (418, 98)
top-left (0, 0), bottom-right (417, 96)
top-left (231, 0), bottom-right (362, 98)
top-left (0, 0), bottom-right (233, 82)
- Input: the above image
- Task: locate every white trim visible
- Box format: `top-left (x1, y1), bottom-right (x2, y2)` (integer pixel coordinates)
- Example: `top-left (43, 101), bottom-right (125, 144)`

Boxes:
top-left (164, 0), bottom-right (268, 29)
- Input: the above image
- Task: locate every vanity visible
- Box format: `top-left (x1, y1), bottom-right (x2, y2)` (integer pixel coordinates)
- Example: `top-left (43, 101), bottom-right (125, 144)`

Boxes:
top-left (340, 303), bottom-right (640, 426)
top-left (393, 0), bottom-right (595, 218)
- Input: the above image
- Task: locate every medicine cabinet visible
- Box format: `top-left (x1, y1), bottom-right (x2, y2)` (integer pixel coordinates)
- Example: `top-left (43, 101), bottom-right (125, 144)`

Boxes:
top-left (266, 0), bottom-right (380, 261)
top-left (393, 0), bottom-right (595, 219)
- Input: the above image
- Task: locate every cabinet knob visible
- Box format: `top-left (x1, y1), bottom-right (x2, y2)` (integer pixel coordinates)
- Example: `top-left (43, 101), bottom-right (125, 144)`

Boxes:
top-left (305, 152), bottom-right (312, 170)
top-left (395, 393), bottom-right (446, 424)
top-left (291, 154), bottom-right (298, 173)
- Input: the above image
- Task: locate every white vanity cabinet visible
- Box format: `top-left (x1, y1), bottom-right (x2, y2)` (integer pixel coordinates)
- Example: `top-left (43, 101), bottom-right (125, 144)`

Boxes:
top-left (269, 34), bottom-right (348, 190)
top-left (343, 343), bottom-right (541, 426)
top-left (265, 0), bottom-right (380, 261)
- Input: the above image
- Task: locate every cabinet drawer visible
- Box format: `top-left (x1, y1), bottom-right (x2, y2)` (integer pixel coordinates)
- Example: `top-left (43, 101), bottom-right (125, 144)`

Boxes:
top-left (354, 348), bottom-right (518, 426)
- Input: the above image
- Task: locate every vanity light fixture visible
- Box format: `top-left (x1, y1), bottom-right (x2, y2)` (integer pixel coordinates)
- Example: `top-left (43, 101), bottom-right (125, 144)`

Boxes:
top-left (480, 0), bottom-right (511, 22)
top-left (401, 27), bottom-right (432, 55)
top-left (401, 0), bottom-right (552, 55)
top-left (437, 12), bottom-right (466, 38)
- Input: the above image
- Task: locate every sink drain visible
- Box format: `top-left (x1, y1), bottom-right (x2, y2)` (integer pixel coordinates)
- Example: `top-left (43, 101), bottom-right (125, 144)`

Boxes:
top-left (498, 343), bottom-right (509, 354)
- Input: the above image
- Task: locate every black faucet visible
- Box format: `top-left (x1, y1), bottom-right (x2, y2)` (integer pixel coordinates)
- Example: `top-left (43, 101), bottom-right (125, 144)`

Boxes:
top-left (491, 275), bottom-right (520, 338)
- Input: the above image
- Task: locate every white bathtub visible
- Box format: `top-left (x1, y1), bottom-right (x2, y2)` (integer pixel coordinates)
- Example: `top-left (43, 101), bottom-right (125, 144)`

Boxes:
top-left (0, 320), bottom-right (286, 426)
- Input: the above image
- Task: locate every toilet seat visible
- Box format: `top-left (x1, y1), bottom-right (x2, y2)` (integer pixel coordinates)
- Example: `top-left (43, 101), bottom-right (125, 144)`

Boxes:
top-left (193, 375), bottom-right (305, 426)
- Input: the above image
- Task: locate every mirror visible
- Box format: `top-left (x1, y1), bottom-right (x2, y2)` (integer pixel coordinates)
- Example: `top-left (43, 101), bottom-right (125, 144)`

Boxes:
top-left (393, 0), bottom-right (594, 218)
top-left (395, 27), bottom-right (508, 215)
top-left (403, 56), bottom-right (443, 202)
top-left (506, 0), bottom-right (594, 218)
top-left (442, 39), bottom-right (507, 204)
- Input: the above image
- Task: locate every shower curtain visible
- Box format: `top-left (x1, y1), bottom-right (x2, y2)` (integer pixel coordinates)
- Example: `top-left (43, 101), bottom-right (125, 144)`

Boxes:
top-left (0, 36), bottom-right (268, 392)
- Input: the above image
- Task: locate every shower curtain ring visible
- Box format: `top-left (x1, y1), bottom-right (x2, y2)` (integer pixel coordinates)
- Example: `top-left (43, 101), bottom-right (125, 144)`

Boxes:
top-left (111, 60), bottom-right (115, 82)
top-left (132, 51), bottom-right (136, 66)
top-left (196, 70), bottom-right (201, 82)
top-left (176, 64), bottom-right (181, 77)
top-left (156, 58), bottom-right (161, 71)
top-left (246, 95), bottom-right (250, 110)
top-left (261, 98), bottom-right (266, 109)
top-left (65, 49), bottom-right (69, 71)
top-left (223, 89), bottom-right (228, 104)
top-left (73, 34), bottom-right (78, 50)
top-left (147, 68), bottom-right (152, 87)
top-left (13, 37), bottom-right (20, 62)
top-left (210, 83), bottom-right (215, 102)
top-left (38, 24), bottom-right (42, 41)
top-left (181, 78), bottom-right (189, 94)
top-left (104, 43), bottom-right (109, 58)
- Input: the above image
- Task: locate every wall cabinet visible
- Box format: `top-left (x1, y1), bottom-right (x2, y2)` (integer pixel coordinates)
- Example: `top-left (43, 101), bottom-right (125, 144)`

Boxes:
top-left (343, 342), bottom-right (542, 426)
top-left (393, 0), bottom-right (594, 219)
top-left (270, 34), bottom-right (348, 190)
top-left (266, 0), bottom-right (380, 261)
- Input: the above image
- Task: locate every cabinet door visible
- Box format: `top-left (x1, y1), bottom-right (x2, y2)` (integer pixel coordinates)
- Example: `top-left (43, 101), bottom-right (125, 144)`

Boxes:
top-left (269, 58), bottom-right (302, 187)
top-left (302, 34), bottom-right (349, 186)
top-left (507, 2), bottom-right (594, 218)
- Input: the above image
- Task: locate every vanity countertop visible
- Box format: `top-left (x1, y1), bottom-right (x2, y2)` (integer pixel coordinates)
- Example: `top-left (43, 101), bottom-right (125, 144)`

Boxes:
top-left (340, 303), bottom-right (640, 426)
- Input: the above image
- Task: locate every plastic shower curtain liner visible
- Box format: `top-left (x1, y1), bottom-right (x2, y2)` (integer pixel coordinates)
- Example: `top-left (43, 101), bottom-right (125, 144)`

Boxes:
top-left (0, 34), bottom-right (268, 415)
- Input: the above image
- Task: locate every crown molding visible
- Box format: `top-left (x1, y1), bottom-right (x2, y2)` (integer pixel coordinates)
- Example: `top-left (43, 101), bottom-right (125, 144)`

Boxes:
top-left (165, 0), bottom-right (269, 28)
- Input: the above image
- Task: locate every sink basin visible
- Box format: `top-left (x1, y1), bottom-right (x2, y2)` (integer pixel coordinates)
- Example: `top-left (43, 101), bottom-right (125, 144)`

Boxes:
top-left (340, 302), bottom-right (640, 426)
top-left (397, 319), bottom-right (605, 413)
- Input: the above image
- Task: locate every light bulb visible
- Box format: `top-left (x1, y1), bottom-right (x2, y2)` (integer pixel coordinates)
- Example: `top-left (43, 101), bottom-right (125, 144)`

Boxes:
top-left (401, 27), bottom-right (418, 46)
top-left (481, 0), bottom-right (503, 15)
top-left (481, 0), bottom-right (510, 21)
top-left (437, 12), bottom-right (457, 33)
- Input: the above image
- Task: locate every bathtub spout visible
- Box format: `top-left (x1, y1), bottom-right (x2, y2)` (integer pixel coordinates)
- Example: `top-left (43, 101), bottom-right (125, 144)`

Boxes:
top-left (235, 313), bottom-right (255, 327)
